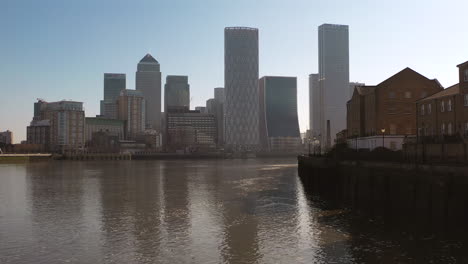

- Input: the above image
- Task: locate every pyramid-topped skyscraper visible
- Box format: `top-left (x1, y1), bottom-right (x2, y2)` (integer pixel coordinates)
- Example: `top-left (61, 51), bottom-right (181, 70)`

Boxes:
top-left (136, 53), bottom-right (162, 131)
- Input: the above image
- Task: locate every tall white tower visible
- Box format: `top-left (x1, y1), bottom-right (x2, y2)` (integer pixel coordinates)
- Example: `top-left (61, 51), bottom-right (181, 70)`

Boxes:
top-left (318, 24), bottom-right (349, 149)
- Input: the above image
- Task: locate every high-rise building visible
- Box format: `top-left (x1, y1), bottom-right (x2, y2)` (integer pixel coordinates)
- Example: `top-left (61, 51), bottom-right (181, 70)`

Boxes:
top-left (28, 100), bottom-right (85, 152)
top-left (309, 73), bottom-right (320, 138)
top-left (117, 90), bottom-right (146, 140)
top-left (224, 27), bottom-right (260, 151)
top-left (0, 130), bottom-right (13, 145)
top-left (136, 53), bottom-right (161, 131)
top-left (259, 76), bottom-right (301, 152)
top-left (206, 97), bottom-right (224, 146)
top-left (214, 87), bottom-right (225, 104)
top-left (164, 75), bottom-right (190, 112)
top-left (318, 23), bottom-right (350, 149)
top-left (100, 73), bottom-right (126, 119)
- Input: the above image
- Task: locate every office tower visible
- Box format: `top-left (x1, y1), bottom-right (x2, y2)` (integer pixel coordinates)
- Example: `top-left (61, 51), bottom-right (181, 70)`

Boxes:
top-left (318, 23), bottom-right (349, 149)
top-left (309, 74), bottom-right (320, 138)
top-left (117, 90), bottom-right (146, 140)
top-left (136, 53), bottom-right (161, 131)
top-left (166, 108), bottom-right (217, 152)
top-left (0, 130), bottom-right (13, 145)
top-left (100, 73), bottom-right (126, 119)
top-left (214, 87), bottom-right (225, 103)
top-left (164, 75), bottom-right (190, 112)
top-left (259, 76), bottom-right (301, 152)
top-left (224, 27), bottom-right (260, 151)
top-left (206, 97), bottom-right (224, 146)
top-left (28, 100), bottom-right (85, 152)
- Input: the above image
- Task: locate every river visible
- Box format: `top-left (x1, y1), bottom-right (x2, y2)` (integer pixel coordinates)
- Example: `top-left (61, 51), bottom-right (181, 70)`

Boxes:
top-left (0, 159), bottom-right (466, 263)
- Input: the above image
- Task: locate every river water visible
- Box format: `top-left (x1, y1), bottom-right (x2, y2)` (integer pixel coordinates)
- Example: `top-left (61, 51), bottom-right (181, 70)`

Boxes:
top-left (0, 159), bottom-right (466, 263)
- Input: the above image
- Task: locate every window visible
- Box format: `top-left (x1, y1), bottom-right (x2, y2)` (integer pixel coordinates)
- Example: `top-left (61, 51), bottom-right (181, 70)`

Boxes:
top-left (465, 122), bottom-right (468, 136)
top-left (448, 123), bottom-right (453, 135)
top-left (441, 123), bottom-right (445, 135)
top-left (420, 91), bottom-right (428, 99)
top-left (465, 69), bottom-right (468, 82)
top-left (428, 103), bottom-right (432, 114)
top-left (390, 124), bottom-right (397, 135)
top-left (388, 91), bottom-right (396, 99)
top-left (421, 104), bottom-right (425, 115)
top-left (404, 91), bottom-right (412, 98)
top-left (464, 94), bottom-right (468, 106)
top-left (441, 101), bottom-right (445, 112)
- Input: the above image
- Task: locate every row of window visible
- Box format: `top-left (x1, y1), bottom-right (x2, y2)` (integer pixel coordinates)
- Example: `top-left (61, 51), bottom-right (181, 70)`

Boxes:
top-left (421, 95), bottom-right (468, 115)
top-left (419, 122), bottom-right (468, 136)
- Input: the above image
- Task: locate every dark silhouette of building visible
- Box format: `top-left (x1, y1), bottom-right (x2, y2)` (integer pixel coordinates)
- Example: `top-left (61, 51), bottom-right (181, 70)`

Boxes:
top-left (259, 76), bottom-right (301, 152)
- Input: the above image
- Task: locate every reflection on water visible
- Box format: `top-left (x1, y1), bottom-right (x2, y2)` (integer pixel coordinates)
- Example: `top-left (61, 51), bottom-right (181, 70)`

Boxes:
top-left (0, 159), bottom-right (466, 263)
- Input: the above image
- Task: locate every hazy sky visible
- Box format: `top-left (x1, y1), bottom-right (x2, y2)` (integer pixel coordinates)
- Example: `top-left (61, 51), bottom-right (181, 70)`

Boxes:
top-left (2, 0), bottom-right (468, 143)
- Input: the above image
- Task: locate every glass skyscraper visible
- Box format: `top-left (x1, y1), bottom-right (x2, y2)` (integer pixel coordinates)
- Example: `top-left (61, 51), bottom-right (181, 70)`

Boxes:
top-left (164, 75), bottom-right (190, 112)
top-left (100, 73), bottom-right (126, 119)
top-left (224, 27), bottom-right (259, 151)
top-left (259, 76), bottom-right (301, 152)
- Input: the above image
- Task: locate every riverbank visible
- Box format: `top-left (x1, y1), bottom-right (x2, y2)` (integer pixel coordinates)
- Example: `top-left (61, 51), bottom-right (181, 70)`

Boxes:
top-left (0, 154), bottom-right (52, 163)
top-left (298, 155), bottom-right (468, 235)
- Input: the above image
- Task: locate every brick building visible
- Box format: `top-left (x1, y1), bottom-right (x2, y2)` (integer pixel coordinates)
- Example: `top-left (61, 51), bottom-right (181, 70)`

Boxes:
top-left (346, 68), bottom-right (443, 150)
top-left (416, 61), bottom-right (468, 140)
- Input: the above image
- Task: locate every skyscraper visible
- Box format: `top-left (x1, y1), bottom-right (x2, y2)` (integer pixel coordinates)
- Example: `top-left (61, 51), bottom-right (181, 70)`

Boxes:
top-left (164, 75), bottom-right (190, 112)
top-left (224, 27), bottom-right (259, 151)
top-left (100, 73), bottom-right (126, 119)
top-left (309, 73), bottom-right (320, 137)
top-left (318, 24), bottom-right (349, 149)
top-left (214, 87), bottom-right (225, 104)
top-left (136, 53), bottom-right (161, 131)
top-left (259, 76), bottom-right (301, 152)
top-left (117, 90), bottom-right (146, 140)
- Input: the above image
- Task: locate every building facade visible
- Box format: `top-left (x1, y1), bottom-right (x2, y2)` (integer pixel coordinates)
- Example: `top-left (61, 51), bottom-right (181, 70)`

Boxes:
top-left (0, 130), bottom-right (13, 145)
top-left (347, 68), bottom-right (443, 150)
top-left (318, 24), bottom-right (350, 150)
top-left (214, 87), bottom-right (225, 103)
top-left (206, 97), bottom-right (224, 146)
top-left (29, 100), bottom-right (85, 152)
top-left (416, 61), bottom-right (468, 140)
top-left (309, 73), bottom-right (320, 138)
top-left (117, 90), bottom-right (146, 140)
top-left (164, 75), bottom-right (190, 112)
top-left (166, 109), bottom-right (217, 152)
top-left (100, 73), bottom-right (126, 119)
top-left (259, 76), bottom-right (301, 152)
top-left (136, 53), bottom-right (161, 131)
top-left (27, 120), bottom-right (50, 149)
top-left (224, 27), bottom-right (260, 151)
top-left (84, 117), bottom-right (125, 143)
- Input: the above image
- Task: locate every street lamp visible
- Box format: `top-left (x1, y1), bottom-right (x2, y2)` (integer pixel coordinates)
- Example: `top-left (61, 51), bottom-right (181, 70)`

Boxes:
top-left (308, 138), bottom-right (311, 156)
top-left (381, 128), bottom-right (386, 148)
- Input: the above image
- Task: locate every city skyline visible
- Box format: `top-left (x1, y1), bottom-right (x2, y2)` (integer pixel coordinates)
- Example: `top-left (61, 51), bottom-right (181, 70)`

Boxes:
top-left (3, 0), bottom-right (468, 143)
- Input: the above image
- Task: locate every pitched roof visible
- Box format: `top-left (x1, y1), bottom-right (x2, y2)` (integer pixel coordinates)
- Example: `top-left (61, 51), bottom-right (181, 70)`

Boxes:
top-left (418, 83), bottom-right (460, 102)
top-left (376, 67), bottom-right (441, 88)
top-left (356, 85), bottom-right (376, 95)
top-left (457, 60), bottom-right (468, 68)
top-left (139, 53), bottom-right (159, 63)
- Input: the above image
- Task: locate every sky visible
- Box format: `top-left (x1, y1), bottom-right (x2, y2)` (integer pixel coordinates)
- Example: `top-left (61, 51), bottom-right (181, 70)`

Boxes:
top-left (1, 0), bottom-right (468, 143)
